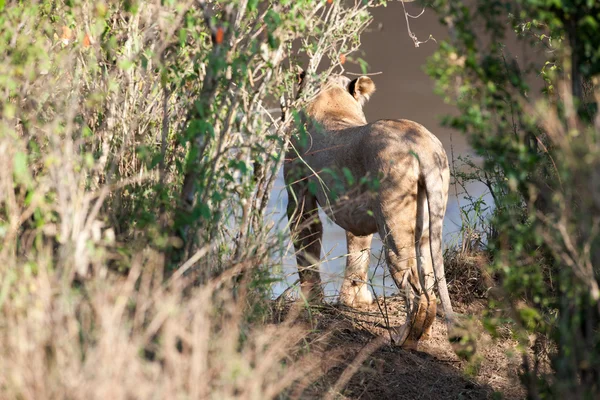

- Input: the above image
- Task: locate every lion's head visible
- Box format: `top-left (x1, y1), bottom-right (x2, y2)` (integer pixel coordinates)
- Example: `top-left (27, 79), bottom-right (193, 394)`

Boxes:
top-left (306, 75), bottom-right (376, 130)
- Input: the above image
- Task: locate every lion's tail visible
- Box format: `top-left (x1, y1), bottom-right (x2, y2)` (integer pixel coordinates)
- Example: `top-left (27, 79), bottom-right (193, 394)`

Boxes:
top-left (423, 168), bottom-right (455, 326)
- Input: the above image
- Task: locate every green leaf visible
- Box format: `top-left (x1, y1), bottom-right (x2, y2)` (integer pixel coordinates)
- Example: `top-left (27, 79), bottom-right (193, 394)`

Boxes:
top-left (150, 153), bottom-right (163, 169)
top-left (247, 0), bottom-right (259, 11)
top-left (580, 15), bottom-right (598, 30)
top-left (13, 151), bottom-right (32, 187)
top-left (342, 167), bottom-right (355, 185)
top-left (307, 180), bottom-right (318, 196)
top-left (357, 58), bottom-right (369, 74)
top-left (118, 59), bottom-right (135, 71)
top-left (198, 202), bottom-right (211, 220)
top-left (179, 28), bottom-right (187, 46)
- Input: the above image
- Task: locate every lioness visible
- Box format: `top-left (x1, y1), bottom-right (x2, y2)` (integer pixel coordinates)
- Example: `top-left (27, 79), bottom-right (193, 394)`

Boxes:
top-left (285, 75), bottom-right (455, 346)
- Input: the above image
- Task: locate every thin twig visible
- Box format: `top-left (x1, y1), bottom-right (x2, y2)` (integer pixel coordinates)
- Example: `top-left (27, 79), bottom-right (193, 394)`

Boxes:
top-left (400, 1), bottom-right (436, 48)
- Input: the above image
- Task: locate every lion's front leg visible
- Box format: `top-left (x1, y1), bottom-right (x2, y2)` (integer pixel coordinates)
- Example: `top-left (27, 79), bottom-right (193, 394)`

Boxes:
top-left (339, 231), bottom-right (373, 307)
top-left (286, 187), bottom-right (324, 303)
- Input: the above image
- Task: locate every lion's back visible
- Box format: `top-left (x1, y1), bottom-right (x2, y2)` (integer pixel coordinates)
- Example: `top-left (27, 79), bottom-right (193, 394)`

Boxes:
top-left (356, 119), bottom-right (447, 175)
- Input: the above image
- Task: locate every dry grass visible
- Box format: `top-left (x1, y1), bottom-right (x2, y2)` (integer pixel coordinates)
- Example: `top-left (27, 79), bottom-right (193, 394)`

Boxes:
top-left (0, 248), bottom-right (333, 399)
top-left (445, 249), bottom-right (494, 306)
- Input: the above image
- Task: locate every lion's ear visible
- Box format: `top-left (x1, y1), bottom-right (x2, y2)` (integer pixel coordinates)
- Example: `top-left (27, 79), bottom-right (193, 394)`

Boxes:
top-left (349, 76), bottom-right (376, 105)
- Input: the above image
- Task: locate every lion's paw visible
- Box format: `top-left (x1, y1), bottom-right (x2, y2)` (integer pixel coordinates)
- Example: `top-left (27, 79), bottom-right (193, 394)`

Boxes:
top-left (339, 282), bottom-right (373, 308)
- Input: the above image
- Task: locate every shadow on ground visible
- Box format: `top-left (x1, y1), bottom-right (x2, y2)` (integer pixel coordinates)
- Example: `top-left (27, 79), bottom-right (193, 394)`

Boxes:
top-left (275, 295), bottom-right (523, 399)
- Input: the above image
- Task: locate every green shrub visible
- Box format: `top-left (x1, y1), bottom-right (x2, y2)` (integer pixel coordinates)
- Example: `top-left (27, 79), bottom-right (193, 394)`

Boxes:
top-left (427, 0), bottom-right (600, 397)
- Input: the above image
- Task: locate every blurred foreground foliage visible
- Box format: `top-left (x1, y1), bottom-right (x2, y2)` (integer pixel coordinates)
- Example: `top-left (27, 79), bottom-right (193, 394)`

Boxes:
top-left (0, 0), bottom-right (382, 397)
top-left (427, 0), bottom-right (600, 397)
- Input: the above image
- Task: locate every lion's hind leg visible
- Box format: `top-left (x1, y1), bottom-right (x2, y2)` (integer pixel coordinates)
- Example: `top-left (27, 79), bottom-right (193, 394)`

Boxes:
top-left (382, 234), bottom-right (429, 349)
top-left (414, 183), bottom-right (437, 341)
top-left (377, 186), bottom-right (435, 348)
top-left (339, 231), bottom-right (373, 307)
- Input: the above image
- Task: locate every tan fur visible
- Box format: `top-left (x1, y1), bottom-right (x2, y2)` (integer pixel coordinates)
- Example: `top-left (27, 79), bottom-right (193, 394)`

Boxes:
top-left (285, 75), bottom-right (456, 346)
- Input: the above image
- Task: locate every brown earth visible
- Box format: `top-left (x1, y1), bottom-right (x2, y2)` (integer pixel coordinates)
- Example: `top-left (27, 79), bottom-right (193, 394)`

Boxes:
top-left (275, 294), bottom-right (526, 400)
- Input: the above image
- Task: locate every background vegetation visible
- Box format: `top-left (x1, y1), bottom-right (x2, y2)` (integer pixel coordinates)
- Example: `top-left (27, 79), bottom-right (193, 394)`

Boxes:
top-left (426, 0), bottom-right (600, 397)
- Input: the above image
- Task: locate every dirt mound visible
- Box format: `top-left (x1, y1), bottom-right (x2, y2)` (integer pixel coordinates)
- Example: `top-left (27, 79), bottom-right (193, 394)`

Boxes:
top-left (278, 295), bottom-right (524, 399)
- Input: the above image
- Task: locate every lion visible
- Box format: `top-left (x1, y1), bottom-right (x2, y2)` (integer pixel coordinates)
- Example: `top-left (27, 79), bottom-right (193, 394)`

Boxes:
top-left (284, 74), bottom-right (455, 347)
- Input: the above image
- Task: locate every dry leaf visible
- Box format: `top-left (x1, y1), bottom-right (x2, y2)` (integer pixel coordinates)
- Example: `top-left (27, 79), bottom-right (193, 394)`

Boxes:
top-left (83, 34), bottom-right (91, 48)
top-left (215, 27), bottom-right (224, 45)
top-left (61, 26), bottom-right (72, 45)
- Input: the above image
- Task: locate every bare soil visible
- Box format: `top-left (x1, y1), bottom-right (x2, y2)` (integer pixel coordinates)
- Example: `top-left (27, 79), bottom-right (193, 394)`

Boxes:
top-left (278, 295), bottom-right (525, 400)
